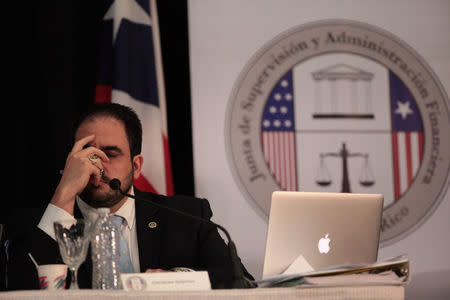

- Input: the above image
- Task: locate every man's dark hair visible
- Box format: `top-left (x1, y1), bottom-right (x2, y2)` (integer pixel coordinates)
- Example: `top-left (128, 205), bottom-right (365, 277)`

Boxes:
top-left (72, 102), bottom-right (142, 158)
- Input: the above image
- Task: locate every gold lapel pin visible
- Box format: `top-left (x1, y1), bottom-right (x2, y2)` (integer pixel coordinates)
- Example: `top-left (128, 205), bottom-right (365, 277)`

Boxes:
top-left (148, 221), bottom-right (157, 229)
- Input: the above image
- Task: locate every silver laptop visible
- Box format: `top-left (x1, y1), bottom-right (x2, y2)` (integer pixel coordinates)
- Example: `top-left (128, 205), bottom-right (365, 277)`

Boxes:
top-left (262, 191), bottom-right (383, 278)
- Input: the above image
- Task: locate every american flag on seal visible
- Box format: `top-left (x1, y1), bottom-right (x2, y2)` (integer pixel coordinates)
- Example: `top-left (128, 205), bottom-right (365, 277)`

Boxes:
top-left (389, 71), bottom-right (424, 200)
top-left (94, 0), bottom-right (173, 195)
top-left (261, 71), bottom-right (298, 191)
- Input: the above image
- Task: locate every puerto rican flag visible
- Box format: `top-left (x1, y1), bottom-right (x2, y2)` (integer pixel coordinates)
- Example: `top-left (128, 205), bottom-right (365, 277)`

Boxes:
top-left (95, 0), bottom-right (173, 195)
top-left (261, 71), bottom-right (298, 191)
top-left (390, 71), bottom-right (424, 200)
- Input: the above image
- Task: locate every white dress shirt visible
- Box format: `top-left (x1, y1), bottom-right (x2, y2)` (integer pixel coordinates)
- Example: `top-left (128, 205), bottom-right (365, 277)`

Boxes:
top-left (38, 187), bottom-right (141, 272)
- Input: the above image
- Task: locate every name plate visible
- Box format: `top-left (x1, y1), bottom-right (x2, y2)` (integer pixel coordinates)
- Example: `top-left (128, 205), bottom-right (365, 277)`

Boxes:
top-left (121, 271), bottom-right (211, 291)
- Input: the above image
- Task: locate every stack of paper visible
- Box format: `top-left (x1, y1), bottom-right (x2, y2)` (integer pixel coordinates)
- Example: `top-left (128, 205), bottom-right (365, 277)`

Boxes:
top-left (256, 255), bottom-right (410, 288)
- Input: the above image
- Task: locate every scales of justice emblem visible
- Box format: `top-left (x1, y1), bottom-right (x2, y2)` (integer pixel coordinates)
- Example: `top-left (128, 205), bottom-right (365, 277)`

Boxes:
top-left (316, 142), bottom-right (374, 193)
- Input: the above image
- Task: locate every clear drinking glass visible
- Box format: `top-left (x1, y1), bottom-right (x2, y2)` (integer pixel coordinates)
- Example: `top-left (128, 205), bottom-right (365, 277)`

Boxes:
top-left (54, 219), bottom-right (91, 289)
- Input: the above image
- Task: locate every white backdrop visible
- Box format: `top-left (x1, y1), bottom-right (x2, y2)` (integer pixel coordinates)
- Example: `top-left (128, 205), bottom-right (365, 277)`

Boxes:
top-left (188, 0), bottom-right (450, 298)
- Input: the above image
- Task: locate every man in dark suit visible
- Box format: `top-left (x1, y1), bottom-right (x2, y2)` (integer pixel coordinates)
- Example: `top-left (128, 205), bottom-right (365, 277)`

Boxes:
top-left (7, 103), bottom-right (252, 290)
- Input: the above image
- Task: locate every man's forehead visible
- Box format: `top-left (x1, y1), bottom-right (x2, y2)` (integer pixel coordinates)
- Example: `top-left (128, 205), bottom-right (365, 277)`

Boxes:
top-left (77, 116), bottom-right (123, 133)
top-left (75, 116), bottom-right (129, 146)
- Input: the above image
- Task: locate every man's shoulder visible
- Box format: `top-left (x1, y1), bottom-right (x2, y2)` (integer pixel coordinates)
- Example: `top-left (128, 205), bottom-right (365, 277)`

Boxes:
top-left (134, 188), bottom-right (211, 214)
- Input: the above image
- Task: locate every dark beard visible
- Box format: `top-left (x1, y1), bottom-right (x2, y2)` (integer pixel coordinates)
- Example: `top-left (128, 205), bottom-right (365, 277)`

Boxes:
top-left (80, 170), bottom-right (133, 208)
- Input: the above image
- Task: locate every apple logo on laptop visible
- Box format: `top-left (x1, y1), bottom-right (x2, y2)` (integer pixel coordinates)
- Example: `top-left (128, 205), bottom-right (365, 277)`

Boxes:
top-left (318, 233), bottom-right (331, 254)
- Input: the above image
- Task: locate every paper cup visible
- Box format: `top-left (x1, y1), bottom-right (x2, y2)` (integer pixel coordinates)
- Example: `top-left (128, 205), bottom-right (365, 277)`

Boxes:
top-left (37, 264), bottom-right (68, 290)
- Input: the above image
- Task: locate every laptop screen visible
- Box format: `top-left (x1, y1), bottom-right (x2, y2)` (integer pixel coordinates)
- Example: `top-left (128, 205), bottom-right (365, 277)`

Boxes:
top-left (262, 191), bottom-right (383, 278)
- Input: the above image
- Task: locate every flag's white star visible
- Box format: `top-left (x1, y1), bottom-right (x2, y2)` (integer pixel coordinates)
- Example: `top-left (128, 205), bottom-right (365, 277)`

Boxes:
top-left (285, 93), bottom-right (293, 101)
top-left (104, 0), bottom-right (152, 43)
top-left (394, 100), bottom-right (414, 120)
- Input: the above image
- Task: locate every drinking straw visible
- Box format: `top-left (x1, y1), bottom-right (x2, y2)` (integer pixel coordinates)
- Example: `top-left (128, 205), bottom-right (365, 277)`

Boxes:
top-left (28, 252), bottom-right (39, 269)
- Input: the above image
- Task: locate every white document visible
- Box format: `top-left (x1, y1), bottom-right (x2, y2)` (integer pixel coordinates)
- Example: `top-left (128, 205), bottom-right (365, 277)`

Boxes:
top-left (282, 254), bottom-right (314, 275)
top-left (121, 271), bottom-right (211, 291)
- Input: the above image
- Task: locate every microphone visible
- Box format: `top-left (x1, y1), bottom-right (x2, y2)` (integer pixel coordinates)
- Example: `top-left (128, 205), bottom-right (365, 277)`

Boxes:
top-left (109, 178), bottom-right (121, 191)
top-left (109, 178), bottom-right (256, 289)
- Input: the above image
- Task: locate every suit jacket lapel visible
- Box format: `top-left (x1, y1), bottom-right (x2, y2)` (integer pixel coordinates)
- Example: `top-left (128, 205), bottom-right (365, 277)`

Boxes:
top-left (135, 189), bottom-right (162, 271)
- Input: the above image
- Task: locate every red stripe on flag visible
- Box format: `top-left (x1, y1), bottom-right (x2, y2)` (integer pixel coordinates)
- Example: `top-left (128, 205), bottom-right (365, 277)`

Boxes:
top-left (283, 132), bottom-right (288, 190)
top-left (405, 132), bottom-right (413, 185)
top-left (392, 133), bottom-right (401, 200)
top-left (162, 133), bottom-right (174, 196)
top-left (95, 85), bottom-right (112, 103)
top-left (289, 132), bottom-right (298, 191)
top-left (418, 132), bottom-right (424, 161)
top-left (287, 133), bottom-right (292, 190)
top-left (276, 133), bottom-right (281, 186)
top-left (133, 174), bottom-right (158, 194)
top-left (281, 133), bottom-right (285, 189)
top-left (267, 133), bottom-right (273, 171)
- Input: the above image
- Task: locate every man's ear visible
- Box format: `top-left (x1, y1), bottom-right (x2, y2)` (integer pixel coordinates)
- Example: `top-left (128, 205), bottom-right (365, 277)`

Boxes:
top-left (132, 154), bottom-right (144, 180)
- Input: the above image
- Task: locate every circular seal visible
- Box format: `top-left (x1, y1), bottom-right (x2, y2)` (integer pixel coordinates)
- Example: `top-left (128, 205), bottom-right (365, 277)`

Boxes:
top-left (225, 19), bottom-right (450, 246)
top-left (126, 275), bottom-right (147, 291)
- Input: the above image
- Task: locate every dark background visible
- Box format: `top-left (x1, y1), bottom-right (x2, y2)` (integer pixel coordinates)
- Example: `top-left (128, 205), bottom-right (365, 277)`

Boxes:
top-left (5, 1), bottom-right (194, 229)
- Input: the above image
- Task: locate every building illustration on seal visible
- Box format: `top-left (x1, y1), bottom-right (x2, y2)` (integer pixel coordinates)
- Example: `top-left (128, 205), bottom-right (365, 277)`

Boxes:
top-left (311, 64), bottom-right (374, 119)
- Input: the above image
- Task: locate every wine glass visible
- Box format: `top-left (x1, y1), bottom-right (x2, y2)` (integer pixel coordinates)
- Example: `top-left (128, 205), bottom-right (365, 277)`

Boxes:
top-left (54, 219), bottom-right (92, 289)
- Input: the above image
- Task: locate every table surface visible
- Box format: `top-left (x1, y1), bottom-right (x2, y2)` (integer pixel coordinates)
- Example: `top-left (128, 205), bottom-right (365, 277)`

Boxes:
top-left (0, 285), bottom-right (404, 300)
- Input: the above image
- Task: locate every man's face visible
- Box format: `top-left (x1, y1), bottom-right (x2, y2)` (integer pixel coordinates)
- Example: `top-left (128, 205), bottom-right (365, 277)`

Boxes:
top-left (75, 116), bottom-right (141, 209)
